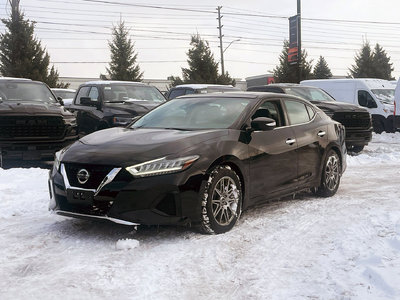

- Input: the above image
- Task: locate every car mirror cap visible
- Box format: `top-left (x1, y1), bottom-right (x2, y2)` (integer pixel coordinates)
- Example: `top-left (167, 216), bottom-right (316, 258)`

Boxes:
top-left (251, 117), bottom-right (276, 131)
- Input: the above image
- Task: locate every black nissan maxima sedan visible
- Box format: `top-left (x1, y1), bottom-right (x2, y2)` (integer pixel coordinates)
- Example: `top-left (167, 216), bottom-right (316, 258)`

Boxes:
top-left (49, 92), bottom-right (346, 234)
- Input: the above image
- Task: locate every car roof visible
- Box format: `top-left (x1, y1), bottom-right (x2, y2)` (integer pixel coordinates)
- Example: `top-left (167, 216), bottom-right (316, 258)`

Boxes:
top-left (51, 88), bottom-right (76, 92)
top-left (0, 77), bottom-right (33, 82)
top-left (0, 77), bottom-right (47, 85)
top-left (177, 91), bottom-right (311, 102)
top-left (82, 80), bottom-right (146, 86)
top-left (174, 84), bottom-right (236, 89)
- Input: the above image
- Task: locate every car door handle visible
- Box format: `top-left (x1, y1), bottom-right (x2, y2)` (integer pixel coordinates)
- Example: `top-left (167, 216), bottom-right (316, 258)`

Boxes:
top-left (286, 138), bottom-right (296, 145)
top-left (317, 131), bottom-right (326, 137)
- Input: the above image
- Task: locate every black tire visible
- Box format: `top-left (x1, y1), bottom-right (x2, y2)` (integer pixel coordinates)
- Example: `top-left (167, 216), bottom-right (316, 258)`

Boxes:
top-left (373, 119), bottom-right (384, 134)
top-left (314, 150), bottom-right (341, 197)
top-left (198, 165), bottom-right (242, 234)
top-left (347, 145), bottom-right (364, 154)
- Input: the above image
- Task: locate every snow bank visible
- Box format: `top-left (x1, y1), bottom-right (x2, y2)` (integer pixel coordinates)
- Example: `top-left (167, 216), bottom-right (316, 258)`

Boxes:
top-left (1, 133), bottom-right (400, 299)
top-left (116, 238), bottom-right (140, 250)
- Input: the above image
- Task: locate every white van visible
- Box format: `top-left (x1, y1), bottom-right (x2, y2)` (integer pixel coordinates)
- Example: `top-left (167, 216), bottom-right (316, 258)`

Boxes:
top-left (394, 79), bottom-right (400, 126)
top-left (301, 79), bottom-right (398, 133)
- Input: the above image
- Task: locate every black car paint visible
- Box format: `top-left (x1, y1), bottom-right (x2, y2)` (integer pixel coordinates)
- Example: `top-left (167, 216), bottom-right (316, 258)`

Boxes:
top-left (247, 85), bottom-right (373, 150)
top-left (68, 82), bottom-right (164, 136)
top-left (0, 79), bottom-right (78, 162)
top-left (49, 92), bottom-right (346, 227)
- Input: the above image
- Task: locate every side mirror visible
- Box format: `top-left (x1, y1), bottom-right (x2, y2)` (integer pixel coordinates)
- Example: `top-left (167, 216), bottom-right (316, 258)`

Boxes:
top-left (80, 97), bottom-right (101, 109)
top-left (57, 96), bottom-right (64, 106)
top-left (251, 117), bottom-right (276, 131)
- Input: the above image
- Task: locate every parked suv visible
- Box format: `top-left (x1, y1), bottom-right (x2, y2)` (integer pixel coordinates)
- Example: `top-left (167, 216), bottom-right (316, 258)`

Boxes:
top-left (247, 84), bottom-right (372, 153)
top-left (166, 84), bottom-right (241, 100)
top-left (68, 81), bottom-right (166, 136)
top-left (0, 77), bottom-right (78, 164)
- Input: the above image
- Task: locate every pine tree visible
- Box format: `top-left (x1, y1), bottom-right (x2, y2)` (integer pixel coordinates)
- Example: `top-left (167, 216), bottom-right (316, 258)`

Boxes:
top-left (0, 7), bottom-right (68, 87)
top-left (170, 34), bottom-right (235, 86)
top-left (273, 40), bottom-right (313, 83)
top-left (372, 43), bottom-right (393, 80)
top-left (313, 56), bottom-right (332, 79)
top-left (106, 21), bottom-right (143, 81)
top-left (349, 41), bottom-right (375, 78)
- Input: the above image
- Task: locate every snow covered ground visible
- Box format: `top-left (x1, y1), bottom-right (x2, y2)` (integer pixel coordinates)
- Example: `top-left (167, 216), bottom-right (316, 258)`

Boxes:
top-left (1, 133), bottom-right (400, 299)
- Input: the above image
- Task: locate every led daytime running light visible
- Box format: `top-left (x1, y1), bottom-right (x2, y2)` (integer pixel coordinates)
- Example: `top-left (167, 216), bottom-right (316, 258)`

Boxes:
top-left (126, 155), bottom-right (199, 177)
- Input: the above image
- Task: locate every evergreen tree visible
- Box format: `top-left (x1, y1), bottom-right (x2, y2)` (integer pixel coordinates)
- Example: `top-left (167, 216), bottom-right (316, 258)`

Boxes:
top-left (106, 21), bottom-right (143, 81)
top-left (170, 34), bottom-right (235, 86)
top-left (313, 56), bottom-right (332, 79)
top-left (349, 41), bottom-right (375, 78)
top-left (372, 43), bottom-right (393, 80)
top-left (0, 7), bottom-right (68, 87)
top-left (273, 40), bottom-right (312, 83)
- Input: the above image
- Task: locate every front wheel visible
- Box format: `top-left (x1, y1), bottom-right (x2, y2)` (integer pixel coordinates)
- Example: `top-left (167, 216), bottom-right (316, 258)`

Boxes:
top-left (198, 165), bottom-right (242, 234)
top-left (314, 150), bottom-right (341, 197)
top-left (347, 145), bottom-right (364, 154)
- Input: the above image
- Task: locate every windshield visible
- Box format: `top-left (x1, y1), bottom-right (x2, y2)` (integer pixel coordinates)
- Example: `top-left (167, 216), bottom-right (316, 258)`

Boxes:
top-left (0, 82), bottom-right (57, 103)
top-left (371, 89), bottom-right (394, 104)
top-left (53, 90), bottom-right (75, 99)
top-left (283, 87), bottom-right (335, 102)
top-left (131, 97), bottom-right (251, 130)
top-left (102, 85), bottom-right (165, 103)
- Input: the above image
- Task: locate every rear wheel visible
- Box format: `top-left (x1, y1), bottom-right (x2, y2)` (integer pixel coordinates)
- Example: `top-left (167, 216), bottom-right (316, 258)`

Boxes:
top-left (314, 150), bottom-right (341, 197)
top-left (198, 165), bottom-right (242, 234)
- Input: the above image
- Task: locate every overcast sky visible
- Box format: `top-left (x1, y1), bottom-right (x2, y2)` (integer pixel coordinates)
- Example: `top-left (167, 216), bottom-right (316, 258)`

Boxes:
top-left (1, 0), bottom-right (400, 81)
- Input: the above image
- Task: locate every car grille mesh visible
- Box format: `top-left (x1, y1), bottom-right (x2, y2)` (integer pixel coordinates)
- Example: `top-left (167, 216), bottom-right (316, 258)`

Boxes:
top-left (0, 116), bottom-right (65, 139)
top-left (332, 112), bottom-right (371, 128)
top-left (64, 163), bottom-right (114, 189)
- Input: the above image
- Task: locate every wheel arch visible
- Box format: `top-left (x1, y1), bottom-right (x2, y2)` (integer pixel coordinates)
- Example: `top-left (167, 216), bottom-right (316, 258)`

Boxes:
top-left (205, 155), bottom-right (248, 208)
top-left (317, 143), bottom-right (344, 186)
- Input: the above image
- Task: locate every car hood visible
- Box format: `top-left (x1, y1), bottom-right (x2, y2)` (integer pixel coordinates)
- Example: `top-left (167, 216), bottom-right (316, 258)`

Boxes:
top-left (310, 100), bottom-right (367, 113)
top-left (0, 101), bottom-right (73, 116)
top-left (62, 127), bottom-right (228, 166)
top-left (103, 101), bottom-right (161, 116)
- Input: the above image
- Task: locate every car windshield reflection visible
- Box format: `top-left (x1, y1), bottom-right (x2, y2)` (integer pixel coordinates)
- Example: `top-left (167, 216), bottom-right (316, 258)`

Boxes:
top-left (131, 97), bottom-right (251, 130)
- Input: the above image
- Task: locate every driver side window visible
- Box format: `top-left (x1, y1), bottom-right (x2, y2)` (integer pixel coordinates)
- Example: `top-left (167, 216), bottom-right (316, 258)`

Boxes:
top-left (358, 90), bottom-right (377, 108)
top-left (251, 100), bottom-right (284, 127)
top-left (74, 86), bottom-right (90, 105)
top-left (88, 87), bottom-right (99, 102)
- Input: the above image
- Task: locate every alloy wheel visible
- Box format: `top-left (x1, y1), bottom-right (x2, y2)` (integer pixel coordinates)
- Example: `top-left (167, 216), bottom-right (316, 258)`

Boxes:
top-left (211, 176), bottom-right (240, 226)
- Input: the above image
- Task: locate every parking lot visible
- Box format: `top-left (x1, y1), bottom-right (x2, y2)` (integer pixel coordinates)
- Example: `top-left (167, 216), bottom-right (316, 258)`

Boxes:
top-left (1, 133), bottom-right (399, 299)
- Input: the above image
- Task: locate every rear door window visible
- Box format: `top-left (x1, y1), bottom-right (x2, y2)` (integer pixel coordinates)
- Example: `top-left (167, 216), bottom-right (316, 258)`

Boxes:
top-left (285, 100), bottom-right (311, 125)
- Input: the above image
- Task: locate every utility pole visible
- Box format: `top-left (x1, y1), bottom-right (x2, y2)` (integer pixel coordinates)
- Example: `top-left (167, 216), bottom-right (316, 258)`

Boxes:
top-left (297, 0), bottom-right (302, 83)
top-left (9, 0), bottom-right (20, 20)
top-left (217, 6), bottom-right (225, 76)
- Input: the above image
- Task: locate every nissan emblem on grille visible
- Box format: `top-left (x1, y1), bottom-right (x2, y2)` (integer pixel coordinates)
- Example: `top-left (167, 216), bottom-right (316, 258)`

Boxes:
top-left (77, 169), bottom-right (90, 184)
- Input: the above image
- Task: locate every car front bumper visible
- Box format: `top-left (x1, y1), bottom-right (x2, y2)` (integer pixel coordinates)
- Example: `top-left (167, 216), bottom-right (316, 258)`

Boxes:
top-left (49, 163), bottom-right (205, 226)
top-left (345, 127), bottom-right (373, 147)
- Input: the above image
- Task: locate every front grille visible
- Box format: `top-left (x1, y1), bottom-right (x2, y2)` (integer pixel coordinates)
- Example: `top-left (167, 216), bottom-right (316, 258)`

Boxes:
top-left (332, 112), bottom-right (371, 129)
top-left (64, 163), bottom-right (114, 189)
top-left (0, 116), bottom-right (65, 139)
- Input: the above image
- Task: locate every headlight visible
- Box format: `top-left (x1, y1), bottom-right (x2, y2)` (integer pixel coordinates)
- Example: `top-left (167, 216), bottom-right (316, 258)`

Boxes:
top-left (54, 150), bottom-right (62, 171)
top-left (113, 116), bottom-right (134, 126)
top-left (383, 108), bottom-right (394, 113)
top-left (126, 155), bottom-right (199, 177)
top-left (64, 117), bottom-right (77, 126)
